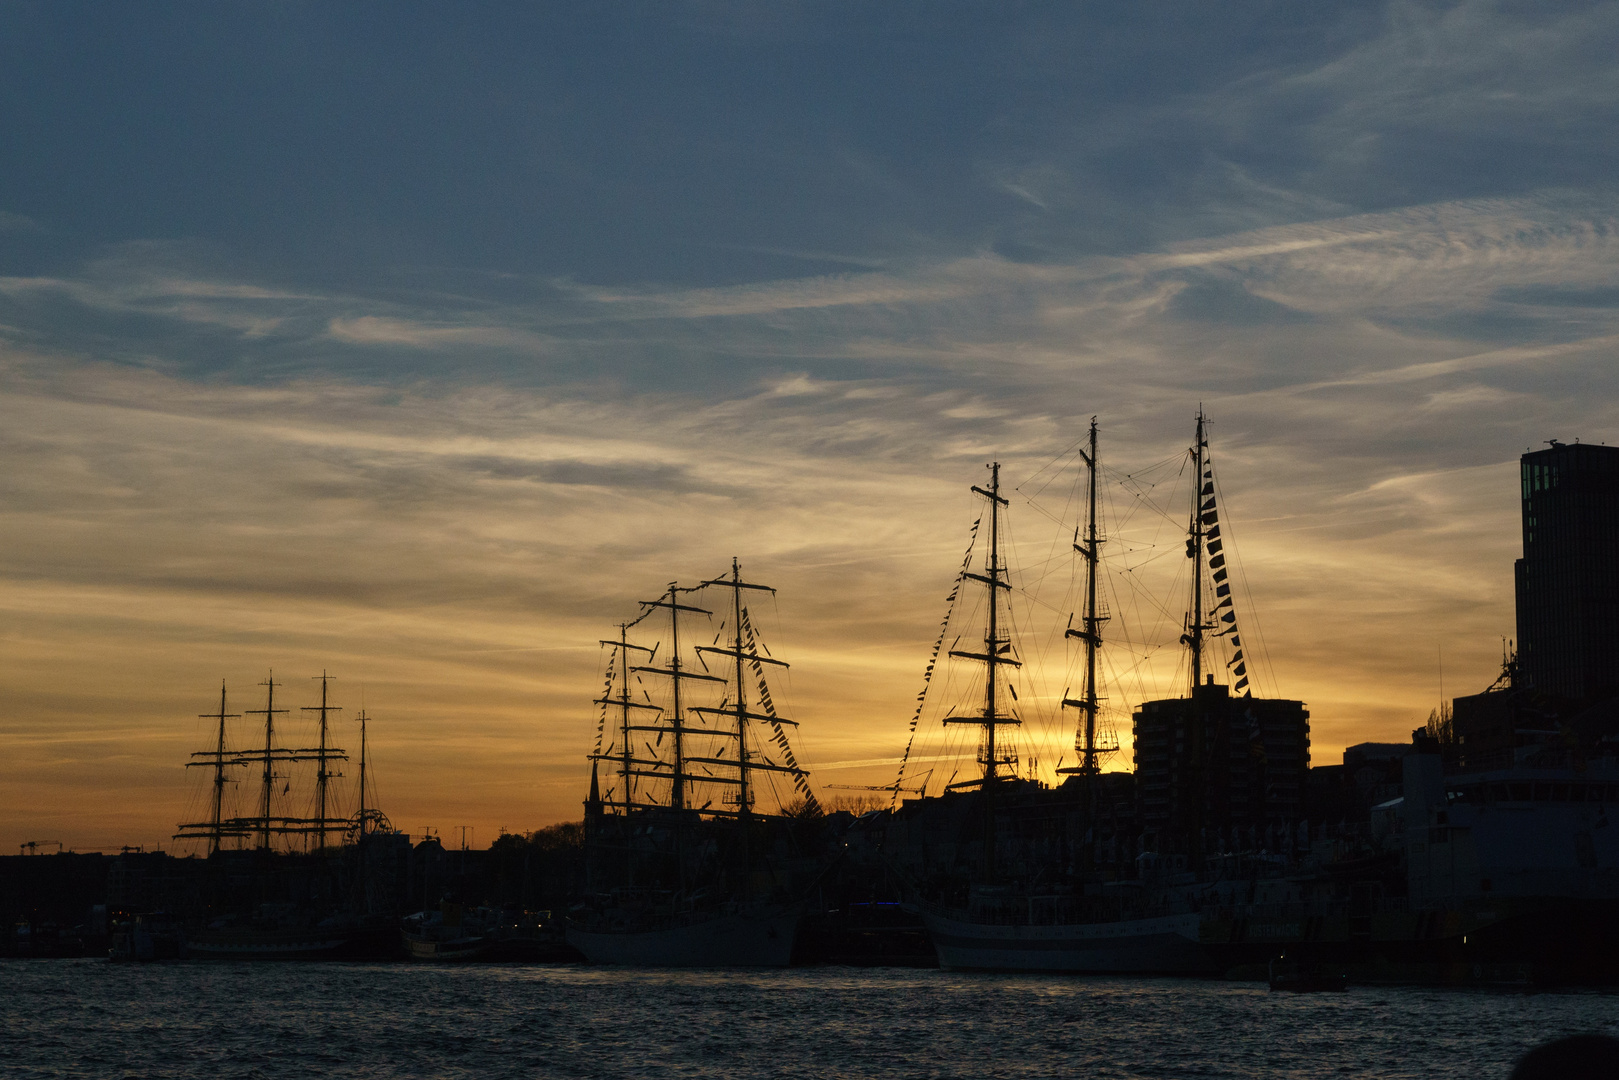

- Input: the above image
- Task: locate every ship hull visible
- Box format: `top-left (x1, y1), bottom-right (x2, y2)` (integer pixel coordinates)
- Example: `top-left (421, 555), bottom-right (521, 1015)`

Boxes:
top-left (923, 909), bottom-right (1217, 974)
top-left (189, 925), bottom-right (399, 961)
top-left (566, 908), bottom-right (798, 967)
top-left (403, 933), bottom-right (492, 961)
top-left (189, 929), bottom-right (349, 961)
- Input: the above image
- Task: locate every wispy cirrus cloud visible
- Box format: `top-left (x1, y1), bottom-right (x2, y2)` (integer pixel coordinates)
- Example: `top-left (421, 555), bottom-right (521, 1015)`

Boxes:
top-left (0, 210), bottom-right (44, 234)
top-left (6, 0), bottom-right (1619, 848)
top-left (6, 184), bottom-right (1617, 847)
top-left (327, 315), bottom-right (555, 353)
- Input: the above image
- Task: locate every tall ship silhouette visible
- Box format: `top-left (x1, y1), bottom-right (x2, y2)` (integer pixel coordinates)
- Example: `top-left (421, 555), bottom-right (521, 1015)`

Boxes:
top-left (167, 672), bottom-right (400, 961)
top-left (567, 559), bottom-right (820, 966)
top-left (880, 414), bottom-right (1619, 984)
top-left (894, 412), bottom-right (1310, 973)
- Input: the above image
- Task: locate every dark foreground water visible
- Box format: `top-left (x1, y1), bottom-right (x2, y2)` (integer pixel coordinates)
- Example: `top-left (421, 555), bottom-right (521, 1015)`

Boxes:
top-left (3, 962), bottom-right (1616, 1079)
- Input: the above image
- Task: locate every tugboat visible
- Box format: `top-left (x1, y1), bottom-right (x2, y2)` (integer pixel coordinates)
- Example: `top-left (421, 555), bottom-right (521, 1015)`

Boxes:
top-left (401, 905), bottom-right (494, 961)
top-left (566, 560), bottom-right (819, 967)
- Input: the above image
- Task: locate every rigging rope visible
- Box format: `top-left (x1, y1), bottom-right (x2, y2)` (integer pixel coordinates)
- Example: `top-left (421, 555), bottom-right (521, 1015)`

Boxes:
top-left (893, 515), bottom-right (981, 810)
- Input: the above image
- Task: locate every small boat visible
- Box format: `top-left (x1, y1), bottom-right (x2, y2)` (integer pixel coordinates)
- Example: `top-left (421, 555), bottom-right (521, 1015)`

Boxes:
top-left (401, 907), bottom-right (493, 961)
top-left (1268, 956), bottom-right (1349, 992)
top-left (189, 910), bottom-right (398, 961)
top-left (402, 906), bottom-right (582, 962)
top-left (482, 911), bottom-right (583, 963)
top-left (925, 901), bottom-right (1216, 974)
top-left (109, 912), bottom-right (187, 962)
top-left (190, 925), bottom-right (352, 961)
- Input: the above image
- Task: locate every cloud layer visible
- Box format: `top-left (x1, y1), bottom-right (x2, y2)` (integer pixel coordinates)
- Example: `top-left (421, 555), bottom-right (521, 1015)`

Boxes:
top-left (3, 2), bottom-right (1619, 850)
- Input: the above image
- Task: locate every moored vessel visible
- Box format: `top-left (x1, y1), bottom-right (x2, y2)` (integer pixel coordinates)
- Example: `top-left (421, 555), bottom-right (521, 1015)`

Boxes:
top-left (925, 904), bottom-right (1212, 973)
top-left (189, 912), bottom-right (397, 961)
top-left (166, 675), bottom-right (407, 961)
top-left (401, 907), bottom-right (493, 961)
top-left (566, 902), bottom-right (799, 967)
top-left (566, 560), bottom-right (820, 966)
top-left (910, 414), bottom-right (1309, 974)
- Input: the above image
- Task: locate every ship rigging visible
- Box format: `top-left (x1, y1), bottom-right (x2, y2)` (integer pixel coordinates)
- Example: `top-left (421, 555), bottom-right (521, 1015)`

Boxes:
top-left (571, 559), bottom-right (819, 966)
top-left (175, 671), bottom-right (386, 852)
top-left (589, 560), bottom-right (816, 823)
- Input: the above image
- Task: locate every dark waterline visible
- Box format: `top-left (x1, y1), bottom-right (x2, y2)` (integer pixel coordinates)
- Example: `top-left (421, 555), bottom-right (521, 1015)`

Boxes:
top-left (3, 961), bottom-right (1615, 1079)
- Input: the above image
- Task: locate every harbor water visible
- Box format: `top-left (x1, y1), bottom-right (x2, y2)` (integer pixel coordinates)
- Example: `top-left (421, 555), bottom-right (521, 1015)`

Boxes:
top-left (3, 961), bottom-right (1614, 1079)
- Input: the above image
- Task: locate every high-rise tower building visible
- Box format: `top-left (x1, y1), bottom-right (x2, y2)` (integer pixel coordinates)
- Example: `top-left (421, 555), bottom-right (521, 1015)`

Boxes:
top-left (1514, 441), bottom-right (1619, 704)
top-left (1133, 681), bottom-right (1310, 850)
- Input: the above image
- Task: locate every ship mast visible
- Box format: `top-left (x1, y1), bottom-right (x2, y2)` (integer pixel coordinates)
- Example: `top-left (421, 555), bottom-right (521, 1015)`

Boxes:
top-left (1062, 418), bottom-right (1107, 783)
top-left (351, 708), bottom-right (387, 836)
top-left (303, 672), bottom-right (342, 851)
top-left (245, 673), bottom-right (288, 851)
top-left (694, 559), bottom-right (789, 823)
top-left (944, 462), bottom-right (1021, 878)
top-left (728, 561), bottom-right (757, 819)
top-left (198, 682), bottom-right (240, 855)
top-left (177, 673), bottom-right (345, 853)
top-left (1184, 409), bottom-right (1212, 694)
top-left (631, 584), bottom-right (721, 812)
top-left (355, 709), bottom-right (370, 837)
top-left (594, 623), bottom-right (659, 813)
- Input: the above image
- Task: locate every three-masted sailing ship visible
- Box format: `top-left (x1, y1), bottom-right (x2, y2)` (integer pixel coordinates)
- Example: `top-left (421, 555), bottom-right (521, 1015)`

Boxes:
top-left (914, 412), bottom-right (1281, 973)
top-left (567, 559), bottom-right (820, 966)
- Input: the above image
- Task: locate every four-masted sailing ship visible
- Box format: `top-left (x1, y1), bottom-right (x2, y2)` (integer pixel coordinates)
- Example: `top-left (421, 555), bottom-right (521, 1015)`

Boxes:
top-left (567, 558), bottom-right (820, 966)
top-left (173, 672), bottom-right (398, 960)
top-left (175, 672), bottom-right (390, 852)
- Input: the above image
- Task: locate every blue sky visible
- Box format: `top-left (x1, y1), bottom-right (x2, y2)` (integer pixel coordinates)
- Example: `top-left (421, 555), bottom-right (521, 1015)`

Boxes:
top-left (2, 4), bottom-right (1394, 283)
top-left (4, 1), bottom-right (1619, 848)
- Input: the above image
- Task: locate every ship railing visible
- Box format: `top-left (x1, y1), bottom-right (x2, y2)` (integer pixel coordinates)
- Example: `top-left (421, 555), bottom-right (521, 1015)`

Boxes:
top-left (1200, 901), bottom-right (1353, 921)
top-left (1201, 898), bottom-right (1415, 919)
top-left (1450, 866), bottom-right (1619, 900)
top-left (956, 895), bottom-right (1199, 926)
top-left (939, 892), bottom-right (1418, 927)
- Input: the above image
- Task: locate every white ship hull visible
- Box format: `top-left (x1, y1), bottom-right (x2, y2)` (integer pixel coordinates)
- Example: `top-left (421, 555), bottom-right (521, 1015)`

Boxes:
top-left (566, 908), bottom-right (798, 967)
top-left (923, 909), bottom-right (1217, 974)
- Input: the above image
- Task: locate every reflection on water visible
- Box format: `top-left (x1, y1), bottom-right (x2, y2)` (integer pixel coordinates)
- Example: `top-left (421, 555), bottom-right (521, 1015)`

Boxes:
top-left (2, 962), bottom-right (1615, 1079)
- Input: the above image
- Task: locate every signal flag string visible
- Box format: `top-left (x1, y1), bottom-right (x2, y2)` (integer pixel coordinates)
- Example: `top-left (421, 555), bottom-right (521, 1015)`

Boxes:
top-left (893, 515), bottom-right (981, 811)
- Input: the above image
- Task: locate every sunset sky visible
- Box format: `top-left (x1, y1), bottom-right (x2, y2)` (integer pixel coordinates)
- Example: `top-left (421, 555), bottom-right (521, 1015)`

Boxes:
top-left (5, 2), bottom-right (1619, 853)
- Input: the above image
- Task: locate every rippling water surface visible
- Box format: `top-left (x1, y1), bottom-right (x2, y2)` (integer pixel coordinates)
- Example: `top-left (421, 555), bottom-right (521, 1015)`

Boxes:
top-left (4, 961), bottom-right (1615, 1079)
